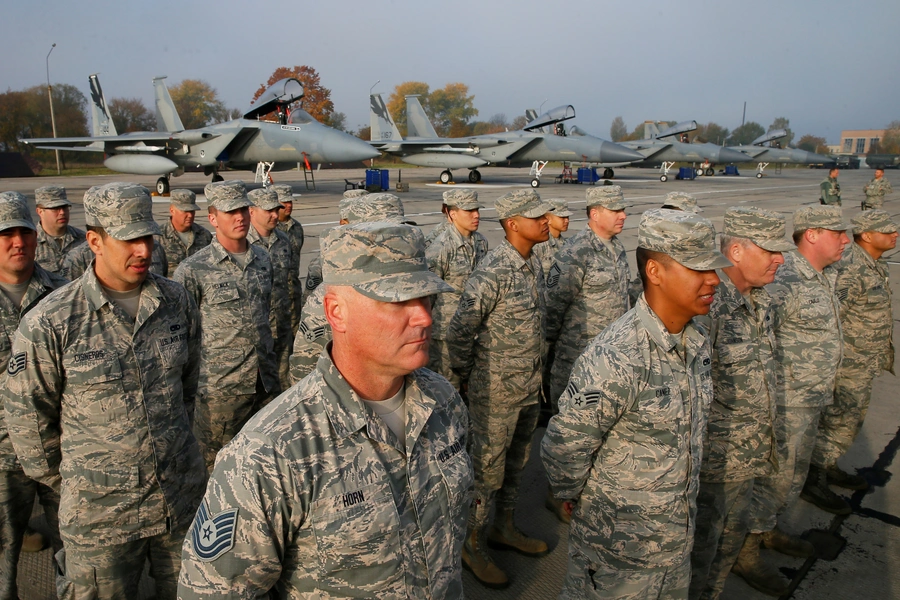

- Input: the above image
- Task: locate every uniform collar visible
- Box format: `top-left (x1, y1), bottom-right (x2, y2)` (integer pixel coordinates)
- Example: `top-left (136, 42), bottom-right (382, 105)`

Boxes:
top-left (81, 264), bottom-right (162, 317)
top-left (635, 294), bottom-right (706, 358)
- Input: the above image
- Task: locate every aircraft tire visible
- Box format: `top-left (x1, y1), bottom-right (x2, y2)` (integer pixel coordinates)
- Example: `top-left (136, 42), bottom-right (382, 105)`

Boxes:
top-left (660, 175), bottom-right (668, 182)
top-left (695, 168), bottom-right (704, 177)
top-left (468, 170), bottom-right (481, 183)
top-left (706, 168), bottom-right (714, 176)
top-left (156, 177), bottom-right (170, 195)
top-left (531, 178), bottom-right (540, 188)
top-left (756, 172), bottom-right (763, 179)
top-left (603, 168), bottom-right (614, 179)
top-left (440, 170), bottom-right (452, 184)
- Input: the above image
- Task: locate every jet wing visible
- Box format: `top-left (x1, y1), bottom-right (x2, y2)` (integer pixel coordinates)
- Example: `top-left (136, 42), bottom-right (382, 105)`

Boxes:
top-left (22, 131), bottom-right (221, 152)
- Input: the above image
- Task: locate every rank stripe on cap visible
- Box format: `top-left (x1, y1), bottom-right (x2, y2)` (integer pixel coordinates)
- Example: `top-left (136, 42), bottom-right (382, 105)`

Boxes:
top-left (191, 500), bottom-right (238, 562)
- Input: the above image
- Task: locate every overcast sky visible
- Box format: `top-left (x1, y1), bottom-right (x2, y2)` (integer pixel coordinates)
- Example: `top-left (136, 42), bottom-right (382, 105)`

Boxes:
top-left (3, 0), bottom-right (897, 144)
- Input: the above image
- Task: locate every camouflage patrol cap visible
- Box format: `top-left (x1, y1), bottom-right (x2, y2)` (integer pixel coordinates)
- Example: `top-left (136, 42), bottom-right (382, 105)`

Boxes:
top-left (792, 205), bottom-right (849, 233)
top-left (724, 207), bottom-right (794, 252)
top-left (662, 191), bottom-right (702, 213)
top-left (169, 189), bottom-right (201, 212)
top-left (342, 189), bottom-right (369, 199)
top-left (851, 209), bottom-right (897, 235)
top-left (205, 180), bottom-right (252, 212)
top-left (85, 182), bottom-right (161, 241)
top-left (270, 183), bottom-right (295, 203)
top-left (586, 185), bottom-right (627, 210)
top-left (344, 193), bottom-right (405, 225)
top-left (442, 188), bottom-right (483, 210)
top-left (547, 199), bottom-right (573, 217)
top-left (0, 193), bottom-right (35, 232)
top-left (495, 189), bottom-right (552, 219)
top-left (34, 185), bottom-right (71, 208)
top-left (321, 222), bottom-right (453, 302)
top-left (248, 187), bottom-right (282, 211)
top-left (638, 208), bottom-right (731, 270)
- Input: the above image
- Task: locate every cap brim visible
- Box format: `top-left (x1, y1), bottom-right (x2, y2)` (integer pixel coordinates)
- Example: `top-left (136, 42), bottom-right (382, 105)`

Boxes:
top-left (173, 203), bottom-right (202, 212)
top-left (353, 270), bottom-right (455, 303)
top-left (37, 201), bottom-right (71, 209)
top-left (672, 250), bottom-right (733, 271)
top-left (216, 198), bottom-right (253, 212)
top-left (521, 202), bottom-right (554, 218)
top-left (552, 210), bottom-right (574, 217)
top-left (454, 202), bottom-right (484, 210)
top-left (254, 202), bottom-right (283, 211)
top-left (754, 238), bottom-right (795, 252)
top-left (0, 219), bottom-right (36, 232)
top-left (107, 220), bottom-right (162, 241)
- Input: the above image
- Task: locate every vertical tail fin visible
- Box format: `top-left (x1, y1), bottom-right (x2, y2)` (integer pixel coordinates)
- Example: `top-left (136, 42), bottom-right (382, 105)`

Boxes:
top-left (369, 94), bottom-right (403, 142)
top-left (405, 95), bottom-right (438, 139)
top-left (153, 76), bottom-right (185, 132)
top-left (88, 74), bottom-right (117, 138)
top-left (644, 121), bottom-right (660, 140)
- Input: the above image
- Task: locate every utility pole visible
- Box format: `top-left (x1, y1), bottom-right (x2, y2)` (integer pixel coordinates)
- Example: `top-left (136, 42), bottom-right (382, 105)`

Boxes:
top-left (46, 43), bottom-right (60, 174)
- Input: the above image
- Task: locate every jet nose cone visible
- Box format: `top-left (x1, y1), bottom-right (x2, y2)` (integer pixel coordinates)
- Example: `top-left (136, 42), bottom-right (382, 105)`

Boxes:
top-left (716, 147), bottom-right (750, 164)
top-left (323, 129), bottom-right (381, 162)
top-left (600, 141), bottom-right (645, 163)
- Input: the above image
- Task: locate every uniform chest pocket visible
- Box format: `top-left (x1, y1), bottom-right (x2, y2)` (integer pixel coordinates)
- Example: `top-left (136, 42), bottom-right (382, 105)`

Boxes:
top-left (867, 287), bottom-right (888, 304)
top-left (797, 299), bottom-right (832, 325)
top-left (207, 282), bottom-right (240, 305)
top-left (310, 482), bottom-right (403, 581)
top-left (156, 331), bottom-right (189, 370)
top-left (436, 444), bottom-right (474, 517)
top-left (715, 341), bottom-right (762, 403)
top-left (63, 352), bottom-right (126, 421)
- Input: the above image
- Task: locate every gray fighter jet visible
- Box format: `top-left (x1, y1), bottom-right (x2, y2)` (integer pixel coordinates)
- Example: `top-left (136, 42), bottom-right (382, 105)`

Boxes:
top-left (22, 76), bottom-right (379, 194)
top-left (369, 94), bottom-right (643, 187)
top-left (569, 121), bottom-right (751, 182)
top-left (727, 129), bottom-right (833, 178)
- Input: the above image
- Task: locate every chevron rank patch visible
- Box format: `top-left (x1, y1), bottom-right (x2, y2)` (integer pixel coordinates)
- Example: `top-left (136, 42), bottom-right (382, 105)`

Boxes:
top-left (546, 263), bottom-right (562, 288)
top-left (7, 352), bottom-right (26, 376)
top-left (190, 500), bottom-right (238, 562)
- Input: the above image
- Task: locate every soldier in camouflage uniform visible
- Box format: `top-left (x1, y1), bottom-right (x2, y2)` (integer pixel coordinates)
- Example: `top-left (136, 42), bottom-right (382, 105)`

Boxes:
top-left (248, 187), bottom-right (295, 390)
top-left (808, 210), bottom-right (896, 491)
top-left (158, 189), bottom-right (213, 272)
top-left (178, 222), bottom-right (473, 599)
top-left (739, 205), bottom-right (850, 588)
top-left (0, 193), bottom-right (66, 599)
top-left (302, 188), bottom-right (369, 305)
top-left (862, 167), bottom-right (893, 209)
top-left (289, 194), bottom-right (407, 383)
top-left (542, 208), bottom-right (728, 600)
top-left (820, 167), bottom-right (841, 206)
top-left (172, 180), bottom-right (280, 472)
top-left (272, 183), bottom-right (304, 328)
top-left (33, 185), bottom-right (86, 275)
top-left (692, 207), bottom-right (793, 600)
top-left (426, 189), bottom-right (488, 388)
top-left (447, 190), bottom-right (552, 589)
top-left (532, 198), bottom-right (572, 276)
top-left (4, 182), bottom-right (206, 600)
top-left (661, 190), bottom-right (703, 213)
top-left (424, 208), bottom-right (451, 248)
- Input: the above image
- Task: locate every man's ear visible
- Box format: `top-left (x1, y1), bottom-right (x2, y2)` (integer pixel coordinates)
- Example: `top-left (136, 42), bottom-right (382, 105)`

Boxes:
top-left (644, 256), bottom-right (664, 287)
top-left (324, 289), bottom-right (349, 333)
top-left (85, 230), bottom-right (103, 256)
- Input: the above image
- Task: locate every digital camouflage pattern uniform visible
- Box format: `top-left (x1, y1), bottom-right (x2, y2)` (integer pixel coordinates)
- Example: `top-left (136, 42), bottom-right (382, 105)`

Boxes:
top-left (172, 181), bottom-right (280, 472)
top-left (748, 206), bottom-right (848, 534)
top-left (820, 175), bottom-right (841, 206)
top-left (424, 219), bottom-right (450, 248)
top-left (532, 198), bottom-right (572, 278)
top-left (447, 190), bottom-right (551, 539)
top-left (4, 182), bottom-right (206, 600)
top-left (158, 189), bottom-right (213, 272)
top-left (0, 193), bottom-right (66, 600)
top-left (248, 187), bottom-right (295, 390)
top-left (62, 232), bottom-right (169, 279)
top-left (862, 173), bottom-right (893, 209)
top-left (811, 210), bottom-right (896, 470)
top-left (426, 189), bottom-right (488, 388)
top-left (542, 208), bottom-right (729, 600)
top-left (178, 223), bottom-right (470, 599)
top-left (690, 207), bottom-right (792, 600)
top-left (33, 185), bottom-right (86, 275)
top-left (289, 194), bottom-right (406, 384)
top-left (272, 183), bottom-right (304, 329)
top-left (546, 186), bottom-right (631, 411)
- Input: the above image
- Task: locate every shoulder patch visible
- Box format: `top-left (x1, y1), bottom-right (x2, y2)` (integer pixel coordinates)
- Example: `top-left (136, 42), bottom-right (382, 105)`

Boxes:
top-left (190, 500), bottom-right (238, 562)
top-left (7, 352), bottom-right (26, 376)
top-left (460, 296), bottom-right (476, 310)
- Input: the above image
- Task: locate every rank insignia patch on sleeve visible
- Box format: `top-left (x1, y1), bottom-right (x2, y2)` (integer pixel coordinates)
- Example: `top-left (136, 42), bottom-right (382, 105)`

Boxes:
top-left (191, 500), bottom-right (238, 562)
top-left (7, 353), bottom-right (25, 376)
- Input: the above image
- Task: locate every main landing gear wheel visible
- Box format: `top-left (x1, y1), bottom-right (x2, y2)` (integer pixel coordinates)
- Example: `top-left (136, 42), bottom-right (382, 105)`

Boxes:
top-left (211, 174), bottom-right (224, 183)
top-left (156, 177), bottom-right (170, 195)
top-left (695, 168), bottom-right (704, 177)
top-left (440, 170), bottom-right (453, 184)
top-left (660, 175), bottom-right (668, 182)
top-left (531, 178), bottom-right (541, 188)
top-left (468, 170), bottom-right (481, 183)
top-left (603, 168), bottom-right (614, 179)
top-left (756, 172), bottom-right (764, 179)
top-left (705, 168), bottom-right (714, 176)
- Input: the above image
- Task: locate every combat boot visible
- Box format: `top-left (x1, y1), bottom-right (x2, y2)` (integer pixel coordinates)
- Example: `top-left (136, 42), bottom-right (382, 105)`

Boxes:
top-left (801, 465), bottom-right (852, 515)
top-left (488, 509), bottom-right (550, 557)
top-left (760, 527), bottom-right (815, 558)
top-left (731, 533), bottom-right (790, 597)
top-left (462, 528), bottom-right (509, 589)
top-left (21, 527), bottom-right (47, 553)
top-left (826, 464), bottom-right (869, 490)
top-left (544, 486), bottom-right (571, 524)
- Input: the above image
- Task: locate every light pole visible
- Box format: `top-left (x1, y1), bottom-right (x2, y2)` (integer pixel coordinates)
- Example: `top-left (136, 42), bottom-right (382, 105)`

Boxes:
top-left (46, 43), bottom-right (60, 174)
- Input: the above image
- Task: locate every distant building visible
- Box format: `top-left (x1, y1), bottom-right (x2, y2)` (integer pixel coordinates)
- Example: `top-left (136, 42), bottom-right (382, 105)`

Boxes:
top-left (839, 129), bottom-right (884, 155)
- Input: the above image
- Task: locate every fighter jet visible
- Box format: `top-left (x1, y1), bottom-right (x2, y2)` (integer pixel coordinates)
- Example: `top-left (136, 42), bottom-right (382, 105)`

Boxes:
top-left (569, 121), bottom-right (751, 182)
top-left (727, 129), bottom-right (833, 178)
top-left (369, 94), bottom-right (643, 187)
top-left (21, 76), bottom-right (379, 194)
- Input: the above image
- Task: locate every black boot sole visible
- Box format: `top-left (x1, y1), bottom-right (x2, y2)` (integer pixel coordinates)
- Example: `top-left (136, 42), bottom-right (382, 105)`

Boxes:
top-left (487, 538), bottom-right (551, 558)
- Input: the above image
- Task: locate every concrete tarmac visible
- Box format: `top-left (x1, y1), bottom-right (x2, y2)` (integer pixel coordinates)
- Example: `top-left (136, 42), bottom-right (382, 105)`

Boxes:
top-left (4, 165), bottom-right (898, 598)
